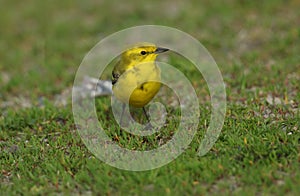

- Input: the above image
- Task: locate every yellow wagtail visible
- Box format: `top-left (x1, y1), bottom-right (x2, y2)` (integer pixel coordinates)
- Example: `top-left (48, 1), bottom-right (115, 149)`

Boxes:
top-left (112, 43), bottom-right (169, 124)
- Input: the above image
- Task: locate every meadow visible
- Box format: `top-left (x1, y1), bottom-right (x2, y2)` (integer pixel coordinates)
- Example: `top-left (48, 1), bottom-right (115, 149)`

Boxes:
top-left (1, 0), bottom-right (299, 195)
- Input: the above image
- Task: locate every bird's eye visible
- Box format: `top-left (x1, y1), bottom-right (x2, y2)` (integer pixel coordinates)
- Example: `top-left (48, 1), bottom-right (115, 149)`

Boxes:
top-left (140, 51), bottom-right (147, 55)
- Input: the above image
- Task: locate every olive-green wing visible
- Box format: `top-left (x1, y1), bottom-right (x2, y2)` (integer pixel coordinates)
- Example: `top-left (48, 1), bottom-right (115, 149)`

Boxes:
top-left (112, 60), bottom-right (123, 85)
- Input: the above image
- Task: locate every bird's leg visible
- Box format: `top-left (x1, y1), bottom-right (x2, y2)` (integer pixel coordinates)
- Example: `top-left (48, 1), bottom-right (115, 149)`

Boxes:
top-left (119, 103), bottom-right (126, 129)
top-left (143, 107), bottom-right (153, 130)
top-left (142, 107), bottom-right (153, 130)
top-left (142, 107), bottom-right (150, 123)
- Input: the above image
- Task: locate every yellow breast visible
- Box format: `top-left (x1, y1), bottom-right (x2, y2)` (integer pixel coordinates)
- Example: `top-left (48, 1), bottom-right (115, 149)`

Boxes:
top-left (112, 62), bottom-right (161, 108)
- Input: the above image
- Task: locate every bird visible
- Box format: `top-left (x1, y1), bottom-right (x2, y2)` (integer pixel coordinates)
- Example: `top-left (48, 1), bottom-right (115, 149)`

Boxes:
top-left (111, 43), bottom-right (169, 125)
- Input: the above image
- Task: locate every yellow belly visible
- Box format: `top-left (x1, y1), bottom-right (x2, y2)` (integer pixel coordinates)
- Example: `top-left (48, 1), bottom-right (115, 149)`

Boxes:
top-left (113, 63), bottom-right (161, 108)
top-left (128, 81), bottom-right (161, 107)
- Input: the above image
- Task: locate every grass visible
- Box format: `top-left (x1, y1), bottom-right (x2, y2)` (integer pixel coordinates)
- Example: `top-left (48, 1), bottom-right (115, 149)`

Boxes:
top-left (1, 0), bottom-right (300, 195)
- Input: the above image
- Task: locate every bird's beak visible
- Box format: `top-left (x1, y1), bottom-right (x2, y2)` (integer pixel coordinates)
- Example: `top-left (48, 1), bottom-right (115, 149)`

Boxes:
top-left (154, 47), bottom-right (169, 54)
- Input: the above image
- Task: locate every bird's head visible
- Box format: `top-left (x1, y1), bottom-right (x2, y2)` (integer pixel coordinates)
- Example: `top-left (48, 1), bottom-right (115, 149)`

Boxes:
top-left (121, 43), bottom-right (169, 64)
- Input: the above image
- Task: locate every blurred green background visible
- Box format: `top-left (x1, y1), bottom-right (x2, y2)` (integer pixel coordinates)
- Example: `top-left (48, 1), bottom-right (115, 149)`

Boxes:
top-left (1, 0), bottom-right (299, 195)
